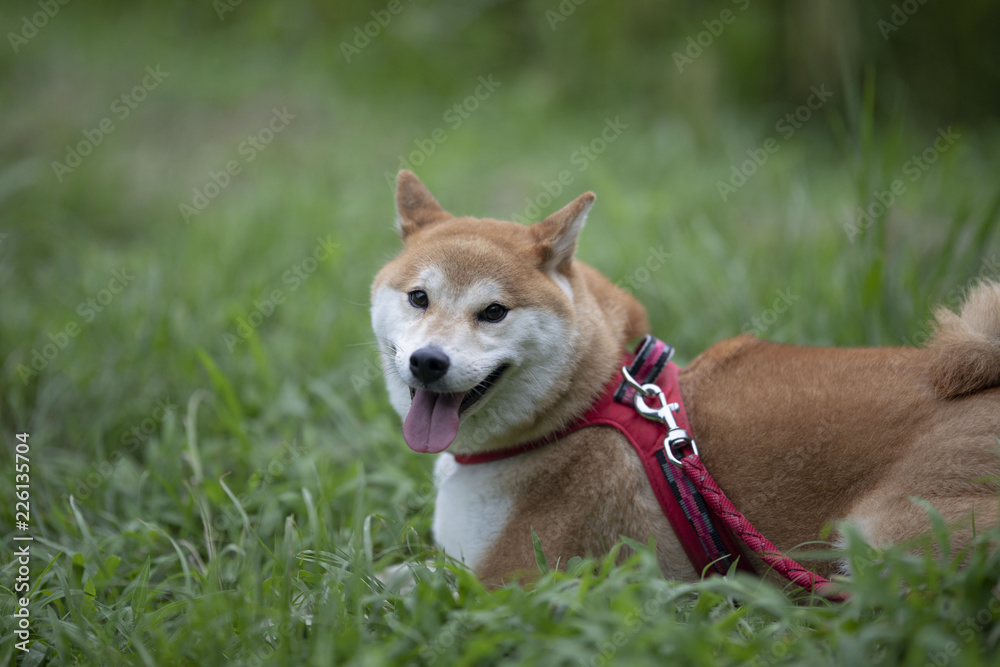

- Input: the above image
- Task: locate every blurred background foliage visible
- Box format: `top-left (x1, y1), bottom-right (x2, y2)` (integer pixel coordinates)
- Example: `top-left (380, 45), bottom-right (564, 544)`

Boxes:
top-left (8, 0), bottom-right (994, 122)
top-left (1, 1), bottom-right (1000, 663)
top-left (2, 0), bottom-right (999, 486)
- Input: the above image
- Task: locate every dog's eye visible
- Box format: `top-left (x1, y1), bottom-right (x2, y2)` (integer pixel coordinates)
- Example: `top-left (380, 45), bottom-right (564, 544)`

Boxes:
top-left (408, 290), bottom-right (429, 309)
top-left (479, 303), bottom-right (508, 322)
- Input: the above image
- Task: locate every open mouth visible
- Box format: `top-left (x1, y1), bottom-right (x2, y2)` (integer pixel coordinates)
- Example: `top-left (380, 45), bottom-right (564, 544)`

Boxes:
top-left (408, 363), bottom-right (509, 415)
top-left (460, 363), bottom-right (509, 413)
top-left (403, 363), bottom-right (510, 454)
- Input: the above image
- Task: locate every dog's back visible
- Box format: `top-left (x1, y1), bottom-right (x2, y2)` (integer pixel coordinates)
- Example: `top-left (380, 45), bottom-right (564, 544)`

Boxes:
top-left (680, 280), bottom-right (1000, 560)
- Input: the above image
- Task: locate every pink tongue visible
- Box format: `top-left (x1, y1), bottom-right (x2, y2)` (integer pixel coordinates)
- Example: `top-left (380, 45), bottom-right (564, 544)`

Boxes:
top-left (403, 389), bottom-right (464, 453)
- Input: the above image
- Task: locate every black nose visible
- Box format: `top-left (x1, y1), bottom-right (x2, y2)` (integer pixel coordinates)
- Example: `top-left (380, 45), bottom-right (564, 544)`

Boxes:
top-left (409, 346), bottom-right (450, 384)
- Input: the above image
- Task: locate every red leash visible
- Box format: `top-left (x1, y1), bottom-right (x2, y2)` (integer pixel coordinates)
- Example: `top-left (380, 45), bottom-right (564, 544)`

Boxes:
top-left (680, 456), bottom-right (848, 601)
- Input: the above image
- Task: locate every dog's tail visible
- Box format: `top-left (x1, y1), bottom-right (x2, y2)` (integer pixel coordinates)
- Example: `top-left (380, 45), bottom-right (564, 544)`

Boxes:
top-left (927, 280), bottom-right (1000, 398)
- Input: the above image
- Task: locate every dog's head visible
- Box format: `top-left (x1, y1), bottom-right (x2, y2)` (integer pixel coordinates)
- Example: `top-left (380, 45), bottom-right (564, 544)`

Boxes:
top-left (371, 170), bottom-right (611, 455)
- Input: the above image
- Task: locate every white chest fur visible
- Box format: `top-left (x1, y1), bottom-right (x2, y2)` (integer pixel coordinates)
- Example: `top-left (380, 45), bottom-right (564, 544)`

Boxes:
top-left (432, 454), bottom-right (514, 570)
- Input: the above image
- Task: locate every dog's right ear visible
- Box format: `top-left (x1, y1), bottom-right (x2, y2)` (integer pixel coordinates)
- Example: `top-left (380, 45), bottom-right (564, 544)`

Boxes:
top-left (532, 191), bottom-right (595, 274)
top-left (395, 170), bottom-right (451, 241)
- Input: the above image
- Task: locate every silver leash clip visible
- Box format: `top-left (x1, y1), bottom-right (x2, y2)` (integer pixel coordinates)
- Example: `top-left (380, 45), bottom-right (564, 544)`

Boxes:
top-left (620, 366), bottom-right (699, 466)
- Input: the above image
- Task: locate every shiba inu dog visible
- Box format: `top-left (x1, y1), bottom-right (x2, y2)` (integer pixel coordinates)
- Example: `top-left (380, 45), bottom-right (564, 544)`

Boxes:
top-left (371, 170), bottom-right (1000, 584)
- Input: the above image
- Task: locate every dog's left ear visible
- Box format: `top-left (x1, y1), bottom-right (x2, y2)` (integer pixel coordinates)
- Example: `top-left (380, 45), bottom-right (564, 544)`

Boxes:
top-left (532, 192), bottom-right (595, 274)
top-left (395, 170), bottom-right (452, 241)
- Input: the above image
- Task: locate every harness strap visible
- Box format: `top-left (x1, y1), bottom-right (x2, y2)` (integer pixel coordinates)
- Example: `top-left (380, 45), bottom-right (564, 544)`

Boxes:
top-left (611, 336), bottom-right (747, 576)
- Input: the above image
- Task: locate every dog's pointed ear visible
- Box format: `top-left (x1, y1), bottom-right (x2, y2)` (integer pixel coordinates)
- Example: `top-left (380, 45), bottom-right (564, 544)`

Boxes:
top-left (532, 192), bottom-right (595, 274)
top-left (395, 170), bottom-right (451, 241)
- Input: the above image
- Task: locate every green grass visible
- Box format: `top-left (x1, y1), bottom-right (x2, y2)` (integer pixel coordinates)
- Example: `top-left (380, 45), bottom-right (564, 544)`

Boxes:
top-left (2, 5), bottom-right (1000, 666)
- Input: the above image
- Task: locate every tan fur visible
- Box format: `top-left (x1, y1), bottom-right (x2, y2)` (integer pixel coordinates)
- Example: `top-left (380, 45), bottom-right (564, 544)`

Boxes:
top-left (928, 281), bottom-right (1000, 398)
top-left (395, 170), bottom-right (453, 239)
top-left (476, 428), bottom-right (690, 583)
top-left (376, 172), bottom-right (1000, 584)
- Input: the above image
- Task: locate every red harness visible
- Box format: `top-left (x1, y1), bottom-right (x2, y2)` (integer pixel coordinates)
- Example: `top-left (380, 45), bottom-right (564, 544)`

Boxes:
top-left (454, 335), bottom-right (846, 600)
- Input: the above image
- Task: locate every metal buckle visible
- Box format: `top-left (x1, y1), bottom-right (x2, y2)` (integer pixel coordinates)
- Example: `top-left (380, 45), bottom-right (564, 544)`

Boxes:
top-left (621, 366), bottom-right (699, 466)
